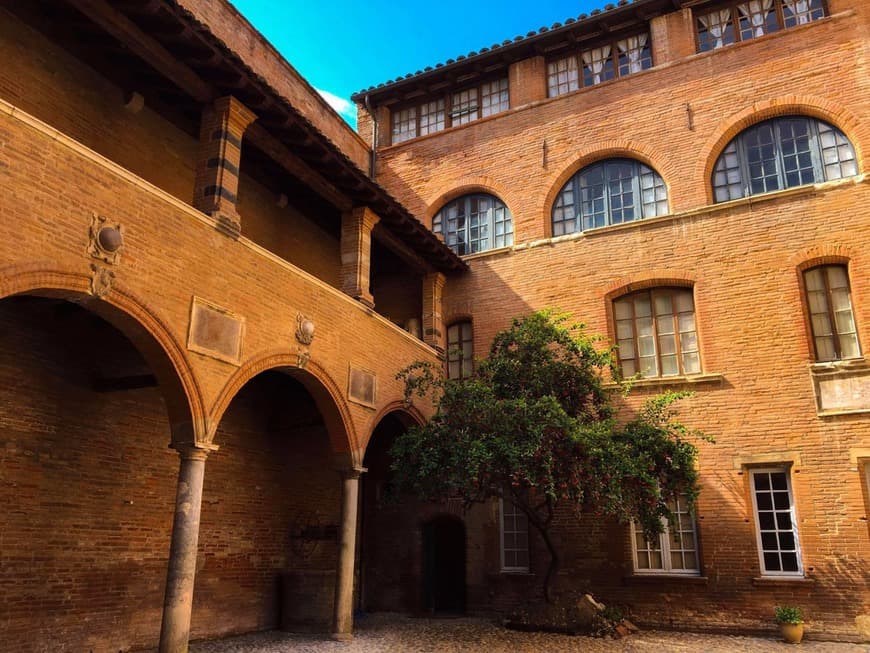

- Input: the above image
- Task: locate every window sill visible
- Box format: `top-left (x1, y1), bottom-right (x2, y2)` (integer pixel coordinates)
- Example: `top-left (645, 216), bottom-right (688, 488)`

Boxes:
top-left (459, 245), bottom-right (514, 262)
top-left (624, 574), bottom-right (707, 585)
top-left (751, 576), bottom-right (815, 587)
top-left (604, 373), bottom-right (725, 390)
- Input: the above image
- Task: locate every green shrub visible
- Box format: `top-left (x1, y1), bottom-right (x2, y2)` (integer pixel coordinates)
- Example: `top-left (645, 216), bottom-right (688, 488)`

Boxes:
top-left (774, 606), bottom-right (803, 625)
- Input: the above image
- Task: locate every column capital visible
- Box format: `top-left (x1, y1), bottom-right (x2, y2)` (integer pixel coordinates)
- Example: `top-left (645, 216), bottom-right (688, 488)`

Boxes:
top-left (337, 465), bottom-right (367, 481)
top-left (170, 442), bottom-right (218, 462)
top-left (211, 95), bottom-right (258, 133)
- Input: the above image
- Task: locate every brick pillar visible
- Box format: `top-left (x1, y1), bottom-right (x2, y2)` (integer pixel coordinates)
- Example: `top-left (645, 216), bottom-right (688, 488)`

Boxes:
top-left (340, 207), bottom-right (380, 307)
top-left (159, 444), bottom-right (213, 653)
top-left (422, 272), bottom-right (446, 353)
top-left (193, 96), bottom-right (257, 238)
top-left (332, 467), bottom-right (364, 640)
top-left (650, 9), bottom-right (697, 66)
top-left (509, 56), bottom-right (548, 108)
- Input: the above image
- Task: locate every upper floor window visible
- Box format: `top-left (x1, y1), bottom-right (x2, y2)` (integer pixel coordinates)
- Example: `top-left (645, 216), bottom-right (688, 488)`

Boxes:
top-left (547, 33), bottom-right (652, 97)
top-left (713, 117), bottom-right (857, 202)
top-left (552, 159), bottom-right (668, 236)
top-left (803, 265), bottom-right (861, 362)
top-left (614, 287), bottom-right (700, 379)
top-left (391, 77), bottom-right (509, 144)
top-left (632, 494), bottom-right (699, 575)
top-left (433, 193), bottom-right (513, 256)
top-left (447, 320), bottom-right (473, 379)
top-left (697, 0), bottom-right (826, 52)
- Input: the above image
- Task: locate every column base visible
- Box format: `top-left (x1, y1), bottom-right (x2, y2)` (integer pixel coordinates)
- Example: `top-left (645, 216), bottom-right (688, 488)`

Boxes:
top-left (331, 632), bottom-right (353, 641)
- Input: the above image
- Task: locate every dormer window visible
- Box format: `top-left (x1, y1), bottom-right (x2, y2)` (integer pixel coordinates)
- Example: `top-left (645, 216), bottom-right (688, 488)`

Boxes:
top-left (390, 77), bottom-right (509, 144)
top-left (547, 33), bottom-right (652, 97)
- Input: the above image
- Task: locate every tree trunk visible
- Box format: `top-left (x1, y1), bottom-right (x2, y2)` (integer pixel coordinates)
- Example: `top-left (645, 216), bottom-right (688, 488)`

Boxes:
top-left (531, 519), bottom-right (560, 603)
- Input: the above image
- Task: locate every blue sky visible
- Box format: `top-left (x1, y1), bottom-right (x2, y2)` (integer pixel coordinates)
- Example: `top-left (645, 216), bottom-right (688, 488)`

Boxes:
top-left (229, 0), bottom-right (605, 127)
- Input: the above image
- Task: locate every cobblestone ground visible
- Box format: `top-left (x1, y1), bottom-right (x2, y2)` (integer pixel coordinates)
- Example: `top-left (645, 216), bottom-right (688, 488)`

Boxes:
top-left (190, 614), bottom-right (869, 653)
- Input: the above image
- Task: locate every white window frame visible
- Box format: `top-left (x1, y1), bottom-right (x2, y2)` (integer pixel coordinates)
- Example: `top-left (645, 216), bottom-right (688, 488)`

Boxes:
top-left (631, 495), bottom-right (700, 575)
top-left (749, 467), bottom-right (804, 577)
top-left (499, 498), bottom-right (530, 573)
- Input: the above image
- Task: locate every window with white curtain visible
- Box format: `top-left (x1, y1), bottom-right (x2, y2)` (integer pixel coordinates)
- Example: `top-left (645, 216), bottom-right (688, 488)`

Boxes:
top-left (712, 116), bottom-right (857, 202)
top-left (546, 33), bottom-right (651, 97)
top-left (697, 0), bottom-right (826, 52)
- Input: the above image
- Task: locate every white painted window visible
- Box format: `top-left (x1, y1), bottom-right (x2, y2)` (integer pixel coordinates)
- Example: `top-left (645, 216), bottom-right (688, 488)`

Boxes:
top-left (500, 498), bottom-right (529, 572)
top-left (750, 468), bottom-right (803, 576)
top-left (632, 494), bottom-right (699, 574)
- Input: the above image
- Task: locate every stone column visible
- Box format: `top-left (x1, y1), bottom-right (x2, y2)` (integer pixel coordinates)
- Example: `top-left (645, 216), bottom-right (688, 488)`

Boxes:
top-left (159, 444), bottom-right (212, 653)
top-left (340, 207), bottom-right (380, 307)
top-left (422, 272), bottom-right (447, 354)
top-left (332, 467), bottom-right (364, 640)
top-left (193, 96), bottom-right (257, 238)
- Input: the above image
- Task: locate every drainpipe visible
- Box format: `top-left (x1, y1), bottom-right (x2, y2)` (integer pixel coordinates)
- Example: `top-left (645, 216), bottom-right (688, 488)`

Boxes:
top-left (364, 94), bottom-right (377, 179)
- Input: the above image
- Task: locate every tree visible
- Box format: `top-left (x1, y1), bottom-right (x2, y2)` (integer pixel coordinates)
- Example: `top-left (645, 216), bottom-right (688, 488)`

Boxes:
top-left (391, 310), bottom-right (706, 602)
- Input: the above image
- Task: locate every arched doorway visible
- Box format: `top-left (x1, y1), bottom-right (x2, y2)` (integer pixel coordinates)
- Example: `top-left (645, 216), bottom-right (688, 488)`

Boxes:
top-left (0, 292), bottom-right (194, 651)
top-left (422, 515), bottom-right (466, 614)
top-left (196, 366), bottom-right (351, 637)
top-left (359, 410), bottom-right (420, 613)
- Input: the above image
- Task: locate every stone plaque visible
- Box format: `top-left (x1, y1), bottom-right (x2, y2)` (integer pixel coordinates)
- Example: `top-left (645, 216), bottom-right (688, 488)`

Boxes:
top-left (187, 297), bottom-right (244, 365)
top-left (813, 365), bottom-right (870, 415)
top-left (348, 367), bottom-right (376, 408)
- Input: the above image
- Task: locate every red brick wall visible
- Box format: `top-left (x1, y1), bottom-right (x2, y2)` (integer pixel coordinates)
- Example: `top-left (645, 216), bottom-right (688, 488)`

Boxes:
top-left (366, 6), bottom-right (870, 640)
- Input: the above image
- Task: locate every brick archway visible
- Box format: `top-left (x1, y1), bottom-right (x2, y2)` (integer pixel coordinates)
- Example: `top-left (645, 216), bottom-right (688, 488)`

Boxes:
top-left (208, 351), bottom-right (357, 458)
top-left (0, 265), bottom-right (205, 445)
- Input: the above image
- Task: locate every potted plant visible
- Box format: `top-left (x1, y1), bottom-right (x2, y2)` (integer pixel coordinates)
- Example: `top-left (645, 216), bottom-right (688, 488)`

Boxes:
top-left (774, 606), bottom-right (804, 644)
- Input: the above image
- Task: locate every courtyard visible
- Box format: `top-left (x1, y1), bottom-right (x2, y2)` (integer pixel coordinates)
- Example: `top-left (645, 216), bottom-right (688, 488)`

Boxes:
top-left (184, 615), bottom-right (868, 653)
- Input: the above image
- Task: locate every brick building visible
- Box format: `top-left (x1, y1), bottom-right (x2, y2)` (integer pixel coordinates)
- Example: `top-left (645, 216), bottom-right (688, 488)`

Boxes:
top-left (352, 0), bottom-right (870, 643)
top-left (0, 0), bottom-right (867, 652)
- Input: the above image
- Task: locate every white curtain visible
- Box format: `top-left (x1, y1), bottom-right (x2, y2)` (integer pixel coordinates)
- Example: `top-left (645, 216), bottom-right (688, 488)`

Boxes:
top-left (581, 45), bottom-right (611, 85)
top-left (698, 9), bottom-right (732, 49)
top-left (616, 33), bottom-right (649, 74)
top-left (783, 0), bottom-right (812, 24)
top-left (738, 0), bottom-right (775, 38)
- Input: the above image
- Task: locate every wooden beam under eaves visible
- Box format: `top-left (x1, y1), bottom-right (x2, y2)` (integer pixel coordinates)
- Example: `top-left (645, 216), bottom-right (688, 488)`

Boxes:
top-left (61, 0), bottom-right (214, 103)
top-left (372, 223), bottom-right (434, 275)
top-left (246, 124), bottom-right (353, 212)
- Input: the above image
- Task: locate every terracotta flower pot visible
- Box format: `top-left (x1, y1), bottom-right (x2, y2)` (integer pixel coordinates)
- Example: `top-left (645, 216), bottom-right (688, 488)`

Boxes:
top-left (780, 622), bottom-right (804, 644)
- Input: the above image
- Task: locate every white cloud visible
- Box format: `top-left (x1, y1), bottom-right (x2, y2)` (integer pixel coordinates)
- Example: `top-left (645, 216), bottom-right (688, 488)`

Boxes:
top-left (316, 88), bottom-right (357, 127)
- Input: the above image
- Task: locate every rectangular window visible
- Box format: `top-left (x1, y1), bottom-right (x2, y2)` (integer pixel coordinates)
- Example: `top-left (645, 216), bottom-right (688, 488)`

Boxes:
top-left (500, 498), bottom-right (530, 572)
top-left (697, 1), bottom-right (826, 52)
top-left (451, 88), bottom-right (479, 126)
top-left (614, 288), bottom-right (700, 379)
top-left (391, 107), bottom-right (417, 144)
top-left (803, 265), bottom-right (861, 362)
top-left (750, 468), bottom-right (802, 576)
top-left (447, 321), bottom-right (473, 379)
top-left (389, 78), bottom-right (509, 144)
top-left (547, 33), bottom-right (651, 98)
top-left (419, 99), bottom-right (445, 136)
top-left (633, 495), bottom-right (699, 574)
top-left (481, 78), bottom-right (509, 117)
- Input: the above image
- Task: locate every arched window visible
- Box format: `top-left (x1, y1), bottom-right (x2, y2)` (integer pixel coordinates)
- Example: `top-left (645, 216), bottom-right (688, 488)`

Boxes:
top-left (552, 158), bottom-right (668, 236)
top-left (713, 117), bottom-right (857, 202)
top-left (803, 264), bottom-right (861, 362)
top-left (433, 193), bottom-right (513, 256)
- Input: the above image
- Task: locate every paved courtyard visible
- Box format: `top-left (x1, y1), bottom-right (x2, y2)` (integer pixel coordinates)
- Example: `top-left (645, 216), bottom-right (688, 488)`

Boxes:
top-left (189, 614), bottom-right (868, 653)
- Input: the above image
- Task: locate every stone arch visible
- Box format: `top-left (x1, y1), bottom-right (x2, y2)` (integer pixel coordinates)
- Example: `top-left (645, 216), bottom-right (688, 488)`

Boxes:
top-left (424, 176), bottom-right (514, 228)
top-left (0, 264), bottom-right (205, 445)
top-left (543, 142), bottom-right (671, 237)
top-left (699, 97), bottom-right (864, 204)
top-left (208, 351), bottom-right (357, 459)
